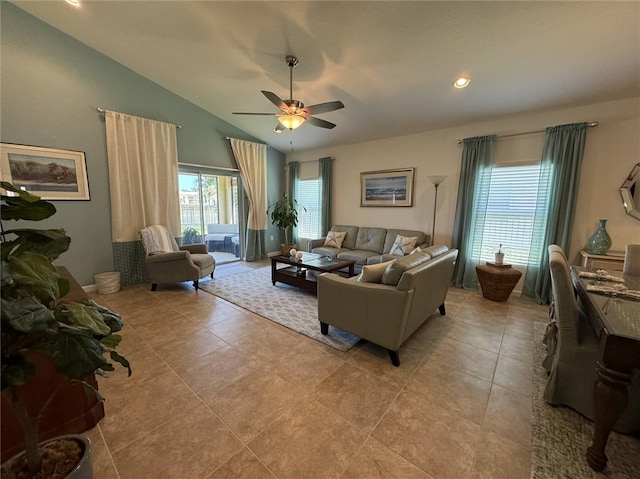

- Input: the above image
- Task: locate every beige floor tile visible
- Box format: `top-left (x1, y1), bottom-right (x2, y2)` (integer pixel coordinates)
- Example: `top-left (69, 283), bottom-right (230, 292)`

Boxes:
top-left (483, 384), bottom-right (532, 447)
top-left (148, 327), bottom-right (228, 369)
top-left (112, 403), bottom-right (242, 479)
top-left (503, 318), bottom-right (535, 340)
top-left (180, 301), bottom-right (244, 326)
top-left (470, 430), bottom-right (531, 479)
top-left (208, 448), bottom-right (277, 479)
top-left (499, 333), bottom-right (534, 364)
top-left (406, 358), bottom-right (492, 425)
top-left (445, 321), bottom-right (505, 353)
top-left (429, 338), bottom-right (499, 382)
top-left (347, 339), bottom-right (427, 388)
top-left (269, 340), bottom-right (345, 389)
top-left (205, 312), bottom-right (267, 343)
top-left (341, 437), bottom-right (434, 479)
top-left (207, 368), bottom-right (305, 442)
top-left (493, 354), bottom-right (533, 397)
top-left (373, 391), bottom-right (481, 479)
top-left (249, 400), bottom-right (366, 479)
top-left (230, 323), bottom-right (302, 363)
top-left (100, 370), bottom-right (202, 453)
top-left (98, 347), bottom-right (170, 391)
top-left (84, 426), bottom-right (118, 479)
top-left (175, 344), bottom-right (260, 396)
top-left (315, 363), bottom-right (400, 432)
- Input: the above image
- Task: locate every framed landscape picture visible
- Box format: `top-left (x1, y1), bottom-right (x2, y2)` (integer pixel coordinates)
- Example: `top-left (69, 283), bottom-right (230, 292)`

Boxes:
top-left (0, 143), bottom-right (90, 200)
top-left (360, 168), bottom-right (414, 207)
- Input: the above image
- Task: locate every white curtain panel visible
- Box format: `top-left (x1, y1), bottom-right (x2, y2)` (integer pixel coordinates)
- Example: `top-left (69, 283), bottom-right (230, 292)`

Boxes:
top-left (230, 139), bottom-right (267, 230)
top-left (105, 110), bottom-right (180, 241)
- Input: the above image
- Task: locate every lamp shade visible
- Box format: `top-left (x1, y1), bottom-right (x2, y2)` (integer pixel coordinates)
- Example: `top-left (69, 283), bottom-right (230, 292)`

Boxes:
top-left (278, 114), bottom-right (305, 129)
top-left (428, 175), bottom-right (447, 186)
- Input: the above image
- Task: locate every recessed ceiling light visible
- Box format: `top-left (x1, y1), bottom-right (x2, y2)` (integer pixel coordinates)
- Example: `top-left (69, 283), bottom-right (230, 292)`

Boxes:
top-left (65, 0), bottom-right (81, 7)
top-left (453, 77), bottom-right (470, 89)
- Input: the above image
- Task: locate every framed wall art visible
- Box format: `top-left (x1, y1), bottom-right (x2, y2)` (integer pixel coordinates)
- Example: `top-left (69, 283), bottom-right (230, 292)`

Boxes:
top-left (0, 143), bottom-right (90, 200)
top-left (360, 167), bottom-right (414, 207)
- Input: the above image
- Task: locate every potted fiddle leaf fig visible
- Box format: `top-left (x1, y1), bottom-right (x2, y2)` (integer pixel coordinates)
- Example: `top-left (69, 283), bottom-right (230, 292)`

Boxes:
top-left (0, 182), bottom-right (131, 479)
top-left (267, 194), bottom-right (306, 255)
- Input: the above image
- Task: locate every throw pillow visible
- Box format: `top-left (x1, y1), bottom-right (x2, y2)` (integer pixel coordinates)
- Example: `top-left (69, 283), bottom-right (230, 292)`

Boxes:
top-left (389, 235), bottom-right (419, 257)
top-left (323, 230), bottom-right (346, 249)
top-left (382, 250), bottom-right (432, 286)
top-left (358, 260), bottom-right (396, 283)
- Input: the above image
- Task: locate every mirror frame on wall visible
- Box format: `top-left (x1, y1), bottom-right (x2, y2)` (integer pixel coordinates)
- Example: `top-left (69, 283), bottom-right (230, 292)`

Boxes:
top-left (620, 162), bottom-right (640, 221)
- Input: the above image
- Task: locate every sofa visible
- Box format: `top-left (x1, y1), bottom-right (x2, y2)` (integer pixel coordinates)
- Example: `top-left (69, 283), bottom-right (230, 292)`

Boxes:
top-left (205, 223), bottom-right (240, 256)
top-left (317, 245), bottom-right (458, 366)
top-left (308, 225), bottom-right (431, 273)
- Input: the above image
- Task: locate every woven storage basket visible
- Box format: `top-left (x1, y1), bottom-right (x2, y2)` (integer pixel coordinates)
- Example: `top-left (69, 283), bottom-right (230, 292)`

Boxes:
top-left (94, 272), bottom-right (121, 295)
top-left (476, 264), bottom-right (521, 302)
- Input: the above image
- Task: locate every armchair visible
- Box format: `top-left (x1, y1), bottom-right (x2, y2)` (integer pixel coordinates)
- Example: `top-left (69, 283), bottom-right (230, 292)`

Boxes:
top-left (140, 225), bottom-right (215, 291)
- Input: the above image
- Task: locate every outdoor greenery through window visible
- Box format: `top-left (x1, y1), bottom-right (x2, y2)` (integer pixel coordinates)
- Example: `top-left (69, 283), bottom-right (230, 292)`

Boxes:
top-left (472, 163), bottom-right (544, 265)
top-left (297, 178), bottom-right (321, 239)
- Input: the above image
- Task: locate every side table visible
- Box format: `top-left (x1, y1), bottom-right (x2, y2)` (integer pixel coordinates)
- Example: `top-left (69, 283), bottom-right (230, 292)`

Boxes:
top-left (476, 262), bottom-right (522, 302)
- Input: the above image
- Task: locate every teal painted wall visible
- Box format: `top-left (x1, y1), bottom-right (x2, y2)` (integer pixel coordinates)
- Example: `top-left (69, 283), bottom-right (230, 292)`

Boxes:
top-left (1, 3), bottom-right (284, 285)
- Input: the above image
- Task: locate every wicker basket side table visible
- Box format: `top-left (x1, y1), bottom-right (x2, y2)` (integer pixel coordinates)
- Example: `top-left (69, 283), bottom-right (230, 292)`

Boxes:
top-left (476, 262), bottom-right (522, 302)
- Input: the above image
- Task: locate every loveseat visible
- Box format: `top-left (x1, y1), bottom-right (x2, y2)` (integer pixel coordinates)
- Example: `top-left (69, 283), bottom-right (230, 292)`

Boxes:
top-left (307, 225), bottom-right (430, 273)
top-left (317, 245), bottom-right (458, 366)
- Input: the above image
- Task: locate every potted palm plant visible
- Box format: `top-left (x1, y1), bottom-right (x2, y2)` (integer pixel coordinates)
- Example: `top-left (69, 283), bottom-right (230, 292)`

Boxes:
top-left (267, 194), bottom-right (306, 255)
top-left (0, 182), bottom-right (131, 478)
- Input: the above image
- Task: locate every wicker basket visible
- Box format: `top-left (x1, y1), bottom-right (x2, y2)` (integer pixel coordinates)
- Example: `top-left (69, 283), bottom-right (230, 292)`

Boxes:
top-left (476, 264), bottom-right (522, 302)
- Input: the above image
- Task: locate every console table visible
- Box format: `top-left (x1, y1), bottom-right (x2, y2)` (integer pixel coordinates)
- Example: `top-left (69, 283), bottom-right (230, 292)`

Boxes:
top-left (579, 250), bottom-right (625, 271)
top-left (476, 262), bottom-right (522, 302)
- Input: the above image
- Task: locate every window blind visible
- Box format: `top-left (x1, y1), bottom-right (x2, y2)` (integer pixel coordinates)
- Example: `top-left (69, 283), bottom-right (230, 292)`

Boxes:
top-left (472, 164), bottom-right (543, 265)
top-left (297, 178), bottom-right (321, 239)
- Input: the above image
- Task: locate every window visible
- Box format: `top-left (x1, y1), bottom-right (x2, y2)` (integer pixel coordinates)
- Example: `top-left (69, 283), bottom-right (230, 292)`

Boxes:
top-left (297, 178), bottom-right (321, 239)
top-left (472, 163), bottom-right (544, 265)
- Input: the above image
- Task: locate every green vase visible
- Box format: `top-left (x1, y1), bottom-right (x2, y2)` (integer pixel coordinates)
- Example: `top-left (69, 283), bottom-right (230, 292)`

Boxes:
top-left (586, 219), bottom-right (612, 254)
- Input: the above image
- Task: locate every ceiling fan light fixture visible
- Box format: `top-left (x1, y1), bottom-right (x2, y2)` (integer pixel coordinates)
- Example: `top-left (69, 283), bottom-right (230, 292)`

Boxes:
top-left (278, 114), bottom-right (304, 129)
top-left (65, 0), bottom-right (81, 6)
top-left (453, 77), bottom-right (470, 89)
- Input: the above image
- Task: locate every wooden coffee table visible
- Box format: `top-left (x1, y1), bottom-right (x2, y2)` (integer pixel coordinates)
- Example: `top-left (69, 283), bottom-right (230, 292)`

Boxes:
top-left (271, 252), bottom-right (356, 295)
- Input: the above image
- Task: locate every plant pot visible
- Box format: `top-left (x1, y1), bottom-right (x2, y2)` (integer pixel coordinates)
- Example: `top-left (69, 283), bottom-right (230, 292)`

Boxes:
top-left (280, 243), bottom-right (296, 256)
top-left (495, 252), bottom-right (505, 265)
top-left (2, 435), bottom-right (93, 479)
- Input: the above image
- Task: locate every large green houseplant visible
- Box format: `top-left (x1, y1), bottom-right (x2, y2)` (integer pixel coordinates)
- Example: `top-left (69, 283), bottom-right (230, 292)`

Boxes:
top-left (267, 194), bottom-right (306, 255)
top-left (0, 182), bottom-right (131, 478)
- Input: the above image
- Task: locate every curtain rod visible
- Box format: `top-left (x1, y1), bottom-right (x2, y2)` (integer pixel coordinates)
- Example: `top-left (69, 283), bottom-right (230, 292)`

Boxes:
top-left (96, 107), bottom-right (182, 128)
top-left (225, 136), bottom-right (270, 148)
top-left (178, 162), bottom-right (239, 172)
top-left (456, 121), bottom-right (598, 144)
top-left (285, 157), bottom-right (334, 166)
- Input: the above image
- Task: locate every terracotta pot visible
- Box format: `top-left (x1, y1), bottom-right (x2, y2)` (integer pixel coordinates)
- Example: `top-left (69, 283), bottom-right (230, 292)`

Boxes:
top-left (2, 435), bottom-right (93, 479)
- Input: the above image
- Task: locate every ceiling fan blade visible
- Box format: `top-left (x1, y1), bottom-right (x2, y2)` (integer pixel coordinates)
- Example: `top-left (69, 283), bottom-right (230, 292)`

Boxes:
top-left (262, 91), bottom-right (287, 111)
top-left (232, 112), bottom-right (279, 116)
top-left (305, 116), bottom-right (337, 129)
top-left (303, 101), bottom-right (345, 115)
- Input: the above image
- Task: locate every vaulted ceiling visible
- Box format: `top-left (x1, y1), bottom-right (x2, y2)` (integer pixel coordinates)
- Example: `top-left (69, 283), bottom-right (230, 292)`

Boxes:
top-left (13, 1), bottom-right (640, 153)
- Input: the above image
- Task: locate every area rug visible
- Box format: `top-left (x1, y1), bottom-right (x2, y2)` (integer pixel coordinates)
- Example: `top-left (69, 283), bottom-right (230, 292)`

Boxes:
top-left (200, 267), bottom-right (360, 351)
top-left (531, 321), bottom-right (640, 479)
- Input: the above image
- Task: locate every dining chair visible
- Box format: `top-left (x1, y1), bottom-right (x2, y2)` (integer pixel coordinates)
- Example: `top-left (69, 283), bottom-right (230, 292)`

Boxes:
top-left (543, 247), bottom-right (640, 434)
top-left (623, 244), bottom-right (640, 276)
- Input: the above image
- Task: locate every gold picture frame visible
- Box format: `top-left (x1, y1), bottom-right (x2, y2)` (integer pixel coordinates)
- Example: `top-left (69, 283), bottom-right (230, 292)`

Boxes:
top-left (360, 168), bottom-right (414, 207)
top-left (0, 143), bottom-right (90, 200)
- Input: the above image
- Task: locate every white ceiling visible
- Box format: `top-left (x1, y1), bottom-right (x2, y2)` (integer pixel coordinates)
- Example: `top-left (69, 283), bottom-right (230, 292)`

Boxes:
top-left (13, 1), bottom-right (640, 153)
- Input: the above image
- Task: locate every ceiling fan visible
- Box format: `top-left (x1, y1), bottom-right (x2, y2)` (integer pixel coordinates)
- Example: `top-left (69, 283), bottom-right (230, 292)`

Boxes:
top-left (233, 55), bottom-right (345, 132)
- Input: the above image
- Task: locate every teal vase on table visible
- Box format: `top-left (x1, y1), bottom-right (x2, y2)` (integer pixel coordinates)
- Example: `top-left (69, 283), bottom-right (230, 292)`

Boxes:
top-left (586, 219), bottom-right (612, 254)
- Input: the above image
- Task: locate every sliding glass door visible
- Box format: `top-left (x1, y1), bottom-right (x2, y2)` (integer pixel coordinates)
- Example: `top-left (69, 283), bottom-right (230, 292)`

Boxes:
top-left (179, 168), bottom-right (242, 264)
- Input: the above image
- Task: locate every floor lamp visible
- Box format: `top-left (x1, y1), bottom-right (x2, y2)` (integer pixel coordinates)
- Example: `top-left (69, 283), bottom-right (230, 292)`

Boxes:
top-left (428, 176), bottom-right (447, 246)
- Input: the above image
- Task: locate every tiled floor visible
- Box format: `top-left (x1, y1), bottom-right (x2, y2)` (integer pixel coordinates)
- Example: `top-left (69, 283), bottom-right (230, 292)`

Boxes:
top-left (86, 260), bottom-right (549, 479)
